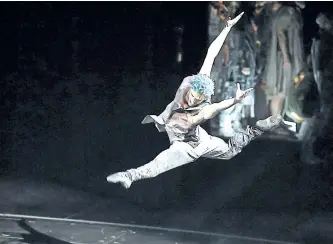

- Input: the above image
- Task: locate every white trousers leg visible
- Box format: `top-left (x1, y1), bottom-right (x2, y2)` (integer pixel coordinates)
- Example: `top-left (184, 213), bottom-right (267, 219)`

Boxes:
top-left (127, 141), bottom-right (205, 181)
top-left (127, 126), bottom-right (262, 182)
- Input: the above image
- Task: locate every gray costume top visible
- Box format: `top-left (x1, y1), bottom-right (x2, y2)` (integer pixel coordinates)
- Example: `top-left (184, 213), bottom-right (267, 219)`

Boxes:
top-left (141, 75), bottom-right (212, 144)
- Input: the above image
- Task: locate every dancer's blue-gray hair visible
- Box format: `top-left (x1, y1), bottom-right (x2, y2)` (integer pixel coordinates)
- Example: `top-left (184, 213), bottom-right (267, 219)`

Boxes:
top-left (189, 74), bottom-right (215, 97)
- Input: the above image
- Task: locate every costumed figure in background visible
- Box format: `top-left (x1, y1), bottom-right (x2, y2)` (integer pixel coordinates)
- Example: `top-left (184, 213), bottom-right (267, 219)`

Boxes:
top-left (249, 1), bottom-right (268, 83)
top-left (261, 1), bottom-right (305, 131)
top-left (249, 1), bottom-right (272, 121)
top-left (300, 13), bottom-right (333, 165)
top-left (284, 67), bottom-right (313, 127)
top-left (209, 1), bottom-right (257, 138)
top-left (208, 1), bottom-right (233, 136)
top-left (106, 13), bottom-right (283, 189)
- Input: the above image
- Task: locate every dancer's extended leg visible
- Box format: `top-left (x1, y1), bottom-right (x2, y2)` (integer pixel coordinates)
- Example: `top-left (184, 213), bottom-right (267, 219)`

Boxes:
top-left (106, 141), bottom-right (201, 188)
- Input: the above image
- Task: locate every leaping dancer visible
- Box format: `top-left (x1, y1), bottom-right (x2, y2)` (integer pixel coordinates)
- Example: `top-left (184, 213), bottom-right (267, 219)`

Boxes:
top-left (107, 12), bottom-right (282, 189)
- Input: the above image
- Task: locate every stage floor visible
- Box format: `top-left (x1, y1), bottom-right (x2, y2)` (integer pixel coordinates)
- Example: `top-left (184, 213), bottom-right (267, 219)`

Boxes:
top-left (0, 177), bottom-right (333, 244)
top-left (0, 215), bottom-right (299, 244)
top-left (1, 137), bottom-right (332, 244)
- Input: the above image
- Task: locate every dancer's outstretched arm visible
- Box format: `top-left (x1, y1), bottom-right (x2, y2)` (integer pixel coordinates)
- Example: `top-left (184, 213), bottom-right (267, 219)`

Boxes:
top-left (191, 83), bottom-right (253, 125)
top-left (199, 12), bottom-right (244, 77)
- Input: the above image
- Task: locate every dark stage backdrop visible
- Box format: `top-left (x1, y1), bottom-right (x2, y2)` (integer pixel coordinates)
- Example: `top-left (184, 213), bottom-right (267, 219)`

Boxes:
top-left (0, 2), bottom-right (332, 210)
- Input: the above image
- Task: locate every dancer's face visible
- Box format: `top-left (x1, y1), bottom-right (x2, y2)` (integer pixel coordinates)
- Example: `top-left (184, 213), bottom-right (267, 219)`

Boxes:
top-left (254, 2), bottom-right (266, 16)
top-left (186, 89), bottom-right (206, 107)
top-left (271, 2), bottom-right (282, 11)
top-left (218, 1), bottom-right (239, 20)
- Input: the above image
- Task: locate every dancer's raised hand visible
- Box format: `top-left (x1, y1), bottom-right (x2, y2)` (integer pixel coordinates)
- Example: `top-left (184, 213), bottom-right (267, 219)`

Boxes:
top-left (227, 12), bottom-right (244, 27)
